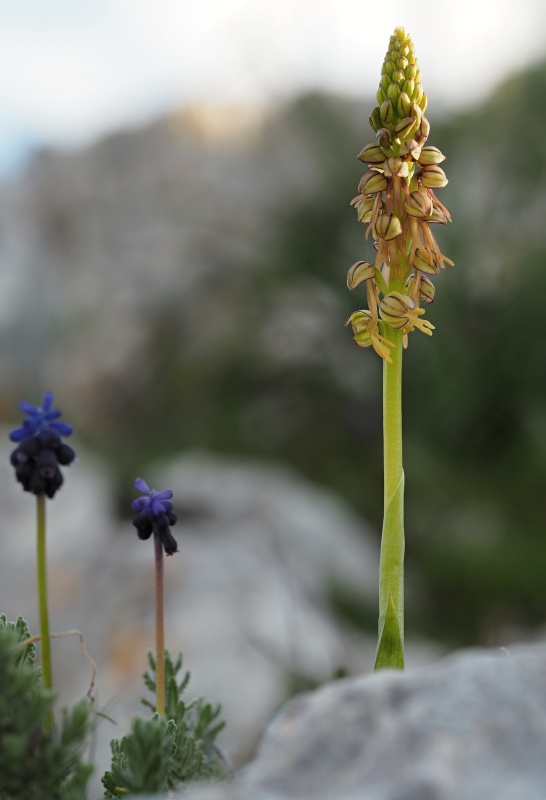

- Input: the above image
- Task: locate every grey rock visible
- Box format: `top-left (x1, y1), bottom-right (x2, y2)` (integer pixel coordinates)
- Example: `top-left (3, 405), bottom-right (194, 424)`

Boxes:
top-left (185, 644), bottom-right (546, 800)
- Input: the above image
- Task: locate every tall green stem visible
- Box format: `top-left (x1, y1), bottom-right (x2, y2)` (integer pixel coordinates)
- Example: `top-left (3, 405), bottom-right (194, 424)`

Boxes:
top-left (36, 494), bottom-right (53, 691)
top-left (374, 326), bottom-right (405, 670)
top-left (154, 531), bottom-right (165, 717)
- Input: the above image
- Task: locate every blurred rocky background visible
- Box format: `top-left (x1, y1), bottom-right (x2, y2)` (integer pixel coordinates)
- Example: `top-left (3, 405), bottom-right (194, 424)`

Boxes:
top-left (2, 51), bottom-right (546, 790)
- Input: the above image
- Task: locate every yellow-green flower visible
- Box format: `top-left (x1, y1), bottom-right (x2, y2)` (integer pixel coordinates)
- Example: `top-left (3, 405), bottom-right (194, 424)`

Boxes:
top-left (345, 310), bottom-right (395, 362)
top-left (346, 27), bottom-right (453, 361)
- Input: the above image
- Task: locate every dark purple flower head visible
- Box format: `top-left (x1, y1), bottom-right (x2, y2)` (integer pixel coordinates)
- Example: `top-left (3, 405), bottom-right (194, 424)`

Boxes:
top-left (9, 393), bottom-right (75, 498)
top-left (132, 477), bottom-right (178, 556)
top-left (9, 391), bottom-right (73, 443)
top-left (10, 431), bottom-right (76, 498)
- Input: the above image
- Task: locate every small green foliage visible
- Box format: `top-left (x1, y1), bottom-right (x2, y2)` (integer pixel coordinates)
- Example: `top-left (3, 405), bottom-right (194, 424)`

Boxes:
top-left (141, 650), bottom-right (191, 716)
top-left (0, 619), bottom-right (93, 800)
top-left (101, 715), bottom-right (176, 797)
top-left (0, 614), bottom-right (36, 667)
top-left (102, 650), bottom-right (226, 798)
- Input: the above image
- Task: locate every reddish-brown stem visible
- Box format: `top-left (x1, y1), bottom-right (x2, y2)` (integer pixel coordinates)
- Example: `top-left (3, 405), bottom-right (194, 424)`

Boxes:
top-left (154, 531), bottom-right (165, 717)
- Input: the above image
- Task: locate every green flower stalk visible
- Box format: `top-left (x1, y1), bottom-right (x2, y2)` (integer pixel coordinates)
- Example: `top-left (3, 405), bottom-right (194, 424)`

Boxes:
top-left (9, 392), bottom-right (76, 700)
top-left (345, 28), bottom-right (453, 670)
top-left (36, 494), bottom-right (52, 692)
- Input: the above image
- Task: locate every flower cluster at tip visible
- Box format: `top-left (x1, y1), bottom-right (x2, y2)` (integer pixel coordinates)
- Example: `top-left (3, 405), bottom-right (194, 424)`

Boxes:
top-left (131, 477), bottom-right (179, 556)
top-left (345, 27), bottom-right (453, 363)
top-left (9, 392), bottom-right (75, 498)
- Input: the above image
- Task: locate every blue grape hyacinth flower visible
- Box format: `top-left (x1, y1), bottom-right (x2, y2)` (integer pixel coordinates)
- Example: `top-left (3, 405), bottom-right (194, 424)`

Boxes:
top-left (9, 391), bottom-right (73, 442)
top-left (132, 477), bottom-right (179, 555)
top-left (9, 392), bottom-right (75, 498)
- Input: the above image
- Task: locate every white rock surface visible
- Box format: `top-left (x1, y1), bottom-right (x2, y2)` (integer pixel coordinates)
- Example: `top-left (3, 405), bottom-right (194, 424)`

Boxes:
top-left (186, 644), bottom-right (546, 800)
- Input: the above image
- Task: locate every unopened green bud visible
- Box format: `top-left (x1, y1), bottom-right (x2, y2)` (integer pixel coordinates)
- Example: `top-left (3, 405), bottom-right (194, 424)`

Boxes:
top-left (418, 146), bottom-right (446, 165)
top-left (376, 75), bottom-right (389, 105)
top-left (385, 157), bottom-right (409, 178)
top-left (394, 116), bottom-right (419, 141)
top-left (378, 29), bottom-right (424, 131)
top-left (357, 144), bottom-right (386, 164)
top-left (398, 138), bottom-right (422, 160)
top-left (358, 171), bottom-right (388, 194)
top-left (397, 91), bottom-right (412, 117)
top-left (380, 99), bottom-right (395, 125)
top-left (420, 164), bottom-right (448, 189)
top-left (384, 59), bottom-right (396, 77)
top-left (418, 116), bottom-right (430, 141)
top-left (376, 127), bottom-right (392, 150)
top-left (374, 213), bottom-right (403, 240)
top-left (413, 248), bottom-right (439, 275)
top-left (403, 78), bottom-right (415, 99)
top-left (419, 92), bottom-right (428, 113)
top-left (409, 102), bottom-right (423, 121)
top-left (347, 260), bottom-right (376, 290)
top-left (405, 190), bottom-right (433, 217)
top-left (370, 107), bottom-right (382, 132)
top-left (387, 83), bottom-right (401, 104)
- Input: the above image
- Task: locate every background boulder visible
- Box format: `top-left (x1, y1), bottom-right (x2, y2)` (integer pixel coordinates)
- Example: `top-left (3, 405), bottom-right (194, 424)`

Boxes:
top-left (186, 643), bottom-right (546, 800)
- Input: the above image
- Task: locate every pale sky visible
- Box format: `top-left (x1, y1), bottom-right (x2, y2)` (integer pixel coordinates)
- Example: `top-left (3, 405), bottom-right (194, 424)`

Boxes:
top-left (0, 0), bottom-right (545, 173)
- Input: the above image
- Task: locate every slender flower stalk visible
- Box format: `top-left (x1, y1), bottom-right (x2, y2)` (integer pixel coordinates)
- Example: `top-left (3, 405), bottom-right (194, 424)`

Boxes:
top-left (9, 391), bottom-right (75, 696)
top-left (154, 531), bottom-right (166, 717)
top-left (132, 477), bottom-right (178, 716)
top-left (36, 494), bottom-right (52, 691)
top-left (345, 28), bottom-right (453, 670)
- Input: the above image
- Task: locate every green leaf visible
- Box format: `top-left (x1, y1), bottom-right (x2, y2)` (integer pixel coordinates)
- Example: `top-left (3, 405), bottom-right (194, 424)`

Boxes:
top-left (0, 623), bottom-right (93, 800)
top-left (374, 594), bottom-right (405, 670)
top-left (374, 268), bottom-right (389, 297)
top-left (104, 650), bottom-right (227, 797)
top-left (0, 614), bottom-right (36, 667)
